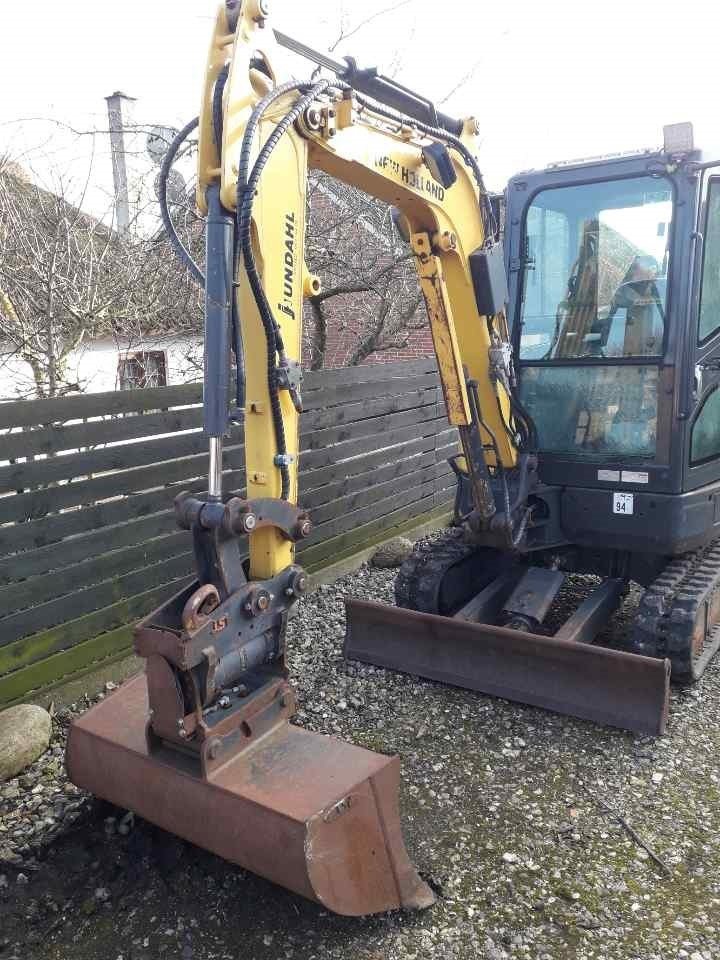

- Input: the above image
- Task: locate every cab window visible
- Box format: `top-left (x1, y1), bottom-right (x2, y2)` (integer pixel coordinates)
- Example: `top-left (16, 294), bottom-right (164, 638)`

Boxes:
top-left (520, 177), bottom-right (673, 360)
top-left (699, 178), bottom-right (720, 344)
top-left (691, 387), bottom-right (720, 465)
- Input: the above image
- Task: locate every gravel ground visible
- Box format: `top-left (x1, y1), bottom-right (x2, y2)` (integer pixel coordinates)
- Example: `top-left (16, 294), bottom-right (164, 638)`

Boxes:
top-left (1, 532), bottom-right (720, 960)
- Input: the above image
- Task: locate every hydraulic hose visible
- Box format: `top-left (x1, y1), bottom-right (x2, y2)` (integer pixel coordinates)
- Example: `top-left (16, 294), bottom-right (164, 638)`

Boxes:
top-left (351, 92), bottom-right (497, 239)
top-left (212, 64), bottom-right (230, 150)
top-left (158, 118), bottom-right (205, 288)
top-left (236, 80), bottom-right (306, 363)
top-left (236, 80), bottom-right (329, 500)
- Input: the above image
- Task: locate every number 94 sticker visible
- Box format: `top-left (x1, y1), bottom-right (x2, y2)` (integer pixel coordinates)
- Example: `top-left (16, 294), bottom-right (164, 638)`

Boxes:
top-left (613, 492), bottom-right (634, 515)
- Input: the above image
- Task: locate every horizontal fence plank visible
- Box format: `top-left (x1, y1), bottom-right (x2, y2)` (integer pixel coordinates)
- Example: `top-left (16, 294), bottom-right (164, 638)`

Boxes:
top-left (301, 402), bottom-right (441, 453)
top-left (1, 406), bottom-right (204, 462)
top-left (303, 444), bottom-right (450, 512)
top-left (0, 383), bottom-right (202, 430)
top-left (0, 365), bottom-right (435, 431)
top-left (0, 424), bottom-right (241, 493)
top-left (301, 478), bottom-right (437, 549)
top-left (0, 468), bottom-right (244, 552)
top-left (0, 624), bottom-right (135, 706)
top-left (300, 427), bottom-right (456, 495)
top-left (0, 577), bottom-right (190, 677)
top-left (301, 416), bottom-right (447, 472)
top-left (302, 358), bottom-right (436, 392)
top-left (302, 387), bottom-right (438, 433)
top-left (309, 464), bottom-right (446, 526)
top-left (0, 532), bottom-right (190, 617)
top-left (0, 553), bottom-right (193, 648)
top-left (0, 448), bottom-right (246, 524)
top-left (0, 511), bottom-right (181, 584)
top-left (300, 493), bottom-right (452, 569)
top-left (302, 372), bottom-right (438, 412)
top-left (1, 472), bottom-right (200, 556)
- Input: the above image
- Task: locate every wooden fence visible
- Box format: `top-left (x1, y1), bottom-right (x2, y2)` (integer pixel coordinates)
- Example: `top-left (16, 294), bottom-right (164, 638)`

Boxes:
top-left (0, 359), bottom-right (457, 705)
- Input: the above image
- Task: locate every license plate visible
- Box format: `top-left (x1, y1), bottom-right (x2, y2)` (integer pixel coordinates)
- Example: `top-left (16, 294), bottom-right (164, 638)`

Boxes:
top-left (613, 492), bottom-right (634, 515)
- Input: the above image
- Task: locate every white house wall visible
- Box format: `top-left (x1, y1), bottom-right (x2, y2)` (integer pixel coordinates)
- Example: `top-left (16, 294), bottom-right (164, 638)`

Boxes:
top-left (0, 335), bottom-right (203, 400)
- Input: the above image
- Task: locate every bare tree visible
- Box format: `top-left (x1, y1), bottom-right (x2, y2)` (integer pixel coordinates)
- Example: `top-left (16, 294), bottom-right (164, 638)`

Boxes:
top-left (0, 153), bottom-right (202, 398)
top-left (304, 173), bottom-right (425, 369)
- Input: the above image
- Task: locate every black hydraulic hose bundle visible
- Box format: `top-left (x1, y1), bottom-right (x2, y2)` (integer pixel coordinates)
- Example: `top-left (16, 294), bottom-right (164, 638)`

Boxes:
top-left (235, 79), bottom-right (330, 500)
top-left (212, 64), bottom-right (230, 152)
top-left (235, 79), bottom-right (308, 364)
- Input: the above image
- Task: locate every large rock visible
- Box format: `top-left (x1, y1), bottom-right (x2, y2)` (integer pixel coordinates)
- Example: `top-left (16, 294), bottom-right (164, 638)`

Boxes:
top-left (0, 704), bottom-right (52, 781)
top-left (370, 536), bottom-right (414, 569)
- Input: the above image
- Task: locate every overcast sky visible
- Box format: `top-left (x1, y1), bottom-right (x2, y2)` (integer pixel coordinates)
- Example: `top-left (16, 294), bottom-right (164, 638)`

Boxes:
top-left (1, 0), bottom-right (717, 216)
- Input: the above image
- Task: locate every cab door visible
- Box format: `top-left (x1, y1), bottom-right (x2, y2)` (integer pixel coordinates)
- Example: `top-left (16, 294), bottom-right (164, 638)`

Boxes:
top-left (685, 173), bottom-right (720, 491)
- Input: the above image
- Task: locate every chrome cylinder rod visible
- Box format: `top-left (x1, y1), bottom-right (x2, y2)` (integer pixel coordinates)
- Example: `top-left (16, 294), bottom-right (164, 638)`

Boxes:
top-left (208, 437), bottom-right (223, 500)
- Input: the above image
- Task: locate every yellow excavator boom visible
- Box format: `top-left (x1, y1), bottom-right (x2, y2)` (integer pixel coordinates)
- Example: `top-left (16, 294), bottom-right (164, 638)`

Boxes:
top-left (196, 2), bottom-right (521, 584)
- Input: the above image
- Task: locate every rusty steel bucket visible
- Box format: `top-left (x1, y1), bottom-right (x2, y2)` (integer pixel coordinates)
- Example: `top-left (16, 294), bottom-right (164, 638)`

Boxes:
top-left (66, 674), bottom-right (434, 916)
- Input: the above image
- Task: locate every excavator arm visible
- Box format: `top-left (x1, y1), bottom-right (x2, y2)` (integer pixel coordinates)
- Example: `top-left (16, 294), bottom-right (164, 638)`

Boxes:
top-left (195, 1), bottom-right (533, 585)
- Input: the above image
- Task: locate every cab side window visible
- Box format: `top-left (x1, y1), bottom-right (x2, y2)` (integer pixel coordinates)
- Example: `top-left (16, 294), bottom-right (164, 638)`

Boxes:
top-left (691, 387), bottom-right (720, 465)
top-left (699, 178), bottom-right (720, 344)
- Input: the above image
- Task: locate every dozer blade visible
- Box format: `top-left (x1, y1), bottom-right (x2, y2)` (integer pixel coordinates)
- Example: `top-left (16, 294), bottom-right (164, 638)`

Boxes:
top-left (344, 600), bottom-right (670, 735)
top-left (66, 674), bottom-right (434, 916)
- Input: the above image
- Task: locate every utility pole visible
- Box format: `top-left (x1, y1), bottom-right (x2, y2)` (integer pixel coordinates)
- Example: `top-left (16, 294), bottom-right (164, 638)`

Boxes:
top-left (105, 91), bottom-right (136, 235)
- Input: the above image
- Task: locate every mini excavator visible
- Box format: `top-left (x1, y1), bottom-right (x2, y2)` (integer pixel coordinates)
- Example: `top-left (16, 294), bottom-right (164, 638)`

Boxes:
top-left (67, 0), bottom-right (720, 917)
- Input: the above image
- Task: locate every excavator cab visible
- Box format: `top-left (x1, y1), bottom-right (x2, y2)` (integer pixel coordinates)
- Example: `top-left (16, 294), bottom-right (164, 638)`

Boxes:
top-left (505, 135), bottom-right (720, 563)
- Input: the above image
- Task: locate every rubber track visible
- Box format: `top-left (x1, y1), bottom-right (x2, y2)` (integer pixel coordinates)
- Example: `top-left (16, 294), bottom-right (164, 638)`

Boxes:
top-left (631, 538), bottom-right (720, 681)
top-left (394, 530), bottom-right (484, 615)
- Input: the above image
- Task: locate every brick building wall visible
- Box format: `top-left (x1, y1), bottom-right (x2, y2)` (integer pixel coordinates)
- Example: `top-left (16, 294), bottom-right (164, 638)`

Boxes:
top-left (302, 175), bottom-right (435, 369)
top-left (316, 316), bottom-right (435, 367)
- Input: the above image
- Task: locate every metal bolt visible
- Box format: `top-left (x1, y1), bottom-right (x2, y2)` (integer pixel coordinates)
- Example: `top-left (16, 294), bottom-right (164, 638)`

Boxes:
top-left (285, 587), bottom-right (294, 597)
top-left (177, 719), bottom-right (188, 740)
top-left (295, 574), bottom-right (308, 594)
top-left (242, 512), bottom-right (257, 532)
top-left (298, 519), bottom-right (312, 538)
top-left (256, 592), bottom-right (270, 612)
top-left (304, 106), bottom-right (322, 131)
top-left (218, 695), bottom-right (231, 709)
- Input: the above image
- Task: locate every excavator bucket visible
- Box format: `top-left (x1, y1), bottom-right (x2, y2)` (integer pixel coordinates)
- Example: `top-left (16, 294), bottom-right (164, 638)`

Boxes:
top-left (67, 674), bottom-right (434, 916)
top-left (344, 598), bottom-right (670, 736)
